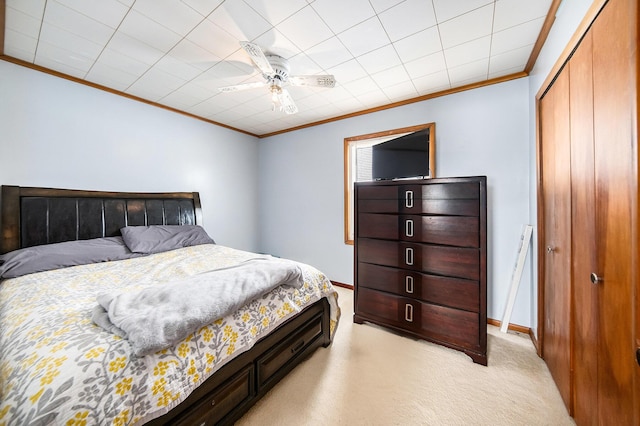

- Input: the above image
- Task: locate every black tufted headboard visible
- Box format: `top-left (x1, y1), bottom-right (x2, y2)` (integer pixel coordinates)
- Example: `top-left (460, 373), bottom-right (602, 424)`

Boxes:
top-left (0, 186), bottom-right (202, 254)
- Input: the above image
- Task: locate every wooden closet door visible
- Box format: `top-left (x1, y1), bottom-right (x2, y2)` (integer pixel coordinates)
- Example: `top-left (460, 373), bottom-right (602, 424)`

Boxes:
top-left (539, 68), bottom-right (572, 411)
top-left (591, 0), bottom-right (635, 422)
top-left (569, 30), bottom-right (598, 425)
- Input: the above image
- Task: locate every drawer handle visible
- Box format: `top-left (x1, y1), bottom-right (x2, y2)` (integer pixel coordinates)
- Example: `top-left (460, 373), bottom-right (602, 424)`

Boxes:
top-left (405, 219), bottom-right (414, 237)
top-left (291, 340), bottom-right (305, 354)
top-left (405, 276), bottom-right (414, 294)
top-left (405, 247), bottom-right (414, 266)
top-left (405, 190), bottom-right (413, 208)
top-left (210, 399), bottom-right (216, 407)
top-left (405, 304), bottom-right (414, 322)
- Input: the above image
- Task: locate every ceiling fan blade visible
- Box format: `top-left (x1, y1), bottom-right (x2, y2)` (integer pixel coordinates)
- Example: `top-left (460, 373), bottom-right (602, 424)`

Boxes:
top-left (277, 89), bottom-right (298, 114)
top-left (218, 81), bottom-right (266, 93)
top-left (239, 41), bottom-right (274, 75)
top-left (289, 74), bottom-right (336, 88)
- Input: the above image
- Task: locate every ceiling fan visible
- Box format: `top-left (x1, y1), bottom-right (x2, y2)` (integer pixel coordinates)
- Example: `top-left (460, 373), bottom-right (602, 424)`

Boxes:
top-left (218, 42), bottom-right (337, 115)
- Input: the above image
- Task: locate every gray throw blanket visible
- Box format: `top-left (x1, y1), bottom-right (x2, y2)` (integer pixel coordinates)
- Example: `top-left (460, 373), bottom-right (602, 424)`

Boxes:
top-left (92, 258), bottom-right (304, 356)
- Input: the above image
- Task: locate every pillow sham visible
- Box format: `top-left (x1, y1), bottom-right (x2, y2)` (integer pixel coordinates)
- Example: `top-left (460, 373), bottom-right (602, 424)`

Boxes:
top-left (120, 225), bottom-right (215, 255)
top-left (0, 236), bottom-right (142, 279)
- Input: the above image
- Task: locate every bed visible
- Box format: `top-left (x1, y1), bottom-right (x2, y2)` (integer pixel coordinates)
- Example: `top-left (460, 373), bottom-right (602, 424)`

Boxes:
top-left (0, 185), bottom-right (340, 425)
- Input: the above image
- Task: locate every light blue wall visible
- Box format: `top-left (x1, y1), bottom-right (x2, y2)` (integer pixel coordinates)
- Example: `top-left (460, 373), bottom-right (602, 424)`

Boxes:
top-left (0, 60), bottom-right (261, 252)
top-left (259, 78), bottom-right (533, 327)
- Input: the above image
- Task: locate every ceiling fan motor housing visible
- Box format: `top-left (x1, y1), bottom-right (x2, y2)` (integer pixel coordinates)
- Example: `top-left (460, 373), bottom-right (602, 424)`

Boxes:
top-left (265, 55), bottom-right (290, 82)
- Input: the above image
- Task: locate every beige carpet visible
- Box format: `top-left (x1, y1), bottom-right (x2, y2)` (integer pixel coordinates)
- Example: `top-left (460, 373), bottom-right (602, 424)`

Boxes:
top-left (235, 287), bottom-right (575, 425)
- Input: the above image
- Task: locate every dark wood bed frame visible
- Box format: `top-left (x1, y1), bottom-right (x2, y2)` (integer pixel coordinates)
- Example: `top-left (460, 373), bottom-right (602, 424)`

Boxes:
top-left (0, 185), bottom-right (332, 425)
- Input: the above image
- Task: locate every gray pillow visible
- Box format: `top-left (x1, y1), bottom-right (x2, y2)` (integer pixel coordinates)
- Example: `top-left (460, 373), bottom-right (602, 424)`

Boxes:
top-left (120, 225), bottom-right (215, 254)
top-left (0, 237), bottom-right (142, 279)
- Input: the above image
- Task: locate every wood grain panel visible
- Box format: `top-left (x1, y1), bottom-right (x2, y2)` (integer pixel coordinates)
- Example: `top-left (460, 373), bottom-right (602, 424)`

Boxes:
top-left (540, 66), bottom-right (573, 411)
top-left (358, 214), bottom-right (398, 239)
top-left (568, 30), bottom-right (599, 425)
top-left (592, 0), bottom-right (635, 422)
top-left (357, 262), bottom-right (480, 312)
top-left (400, 215), bottom-right (479, 247)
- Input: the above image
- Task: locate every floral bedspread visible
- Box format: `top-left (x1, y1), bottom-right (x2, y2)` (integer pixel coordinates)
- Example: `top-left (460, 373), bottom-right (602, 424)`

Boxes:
top-left (0, 245), bottom-right (340, 425)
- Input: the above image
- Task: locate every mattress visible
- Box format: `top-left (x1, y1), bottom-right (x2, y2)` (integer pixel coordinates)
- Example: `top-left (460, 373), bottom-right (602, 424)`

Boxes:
top-left (0, 244), bottom-right (339, 425)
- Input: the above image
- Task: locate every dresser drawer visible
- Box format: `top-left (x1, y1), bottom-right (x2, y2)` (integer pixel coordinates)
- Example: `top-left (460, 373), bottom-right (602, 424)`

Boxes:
top-left (400, 215), bottom-right (479, 247)
top-left (173, 364), bottom-right (253, 426)
top-left (357, 198), bottom-right (399, 214)
top-left (399, 182), bottom-right (479, 216)
top-left (357, 263), bottom-right (480, 312)
top-left (421, 303), bottom-right (480, 351)
top-left (357, 238), bottom-right (480, 280)
top-left (358, 214), bottom-right (479, 247)
top-left (356, 287), bottom-right (420, 330)
top-left (356, 287), bottom-right (480, 350)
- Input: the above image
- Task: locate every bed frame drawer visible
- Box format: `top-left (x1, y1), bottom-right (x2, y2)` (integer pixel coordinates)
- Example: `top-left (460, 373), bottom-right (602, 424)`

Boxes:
top-left (256, 312), bottom-right (324, 389)
top-left (173, 364), bottom-right (254, 426)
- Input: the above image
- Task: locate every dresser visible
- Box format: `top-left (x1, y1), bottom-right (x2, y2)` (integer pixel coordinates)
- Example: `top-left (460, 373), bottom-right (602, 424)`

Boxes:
top-left (353, 176), bottom-right (487, 365)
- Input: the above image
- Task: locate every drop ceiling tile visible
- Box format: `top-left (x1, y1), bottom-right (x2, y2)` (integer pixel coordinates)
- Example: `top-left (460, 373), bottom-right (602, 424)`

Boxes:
top-left (444, 35), bottom-right (490, 68)
top-left (438, 3), bottom-right (494, 49)
top-left (321, 85), bottom-right (356, 102)
top-left (383, 80), bottom-right (418, 101)
top-left (412, 70), bottom-right (450, 94)
top-left (432, 0), bottom-right (493, 22)
top-left (209, 0), bottom-right (272, 42)
top-left (155, 55), bottom-right (203, 80)
top-left (491, 17), bottom-right (545, 55)
top-left (448, 58), bottom-right (488, 84)
top-left (342, 75), bottom-right (379, 96)
top-left (119, 10), bottom-right (182, 52)
top-left (244, 0), bottom-right (307, 25)
top-left (85, 61), bottom-right (138, 90)
top-left (327, 59), bottom-right (368, 84)
top-left (252, 29), bottom-right (302, 59)
top-left (3, 29), bottom-right (37, 62)
top-left (44, 1), bottom-right (115, 45)
top-left (393, 26), bottom-right (442, 63)
top-left (378, 0), bottom-right (437, 42)
top-left (117, 0), bottom-right (134, 6)
top-left (305, 37), bottom-right (352, 70)
top-left (368, 0), bottom-right (404, 14)
top-left (405, 50), bottom-right (446, 79)
top-left (40, 22), bottom-right (103, 60)
top-left (488, 64), bottom-right (522, 79)
top-left (494, 0), bottom-right (552, 32)
top-left (6, 0), bottom-right (46, 19)
top-left (55, 0), bottom-right (129, 29)
top-left (133, 0), bottom-right (204, 36)
top-left (187, 97), bottom-right (231, 118)
top-left (338, 17), bottom-right (390, 57)
top-left (180, 0), bottom-right (224, 17)
top-left (489, 45), bottom-right (531, 74)
top-left (357, 44), bottom-right (401, 75)
top-left (127, 68), bottom-right (187, 101)
top-left (162, 82), bottom-right (219, 106)
top-left (97, 47), bottom-right (151, 76)
top-left (357, 89), bottom-right (390, 108)
top-left (311, 0), bottom-right (375, 34)
top-left (168, 39), bottom-right (222, 71)
top-left (188, 18), bottom-right (240, 59)
top-left (36, 41), bottom-right (94, 74)
top-left (37, 55), bottom-right (87, 78)
top-left (370, 64), bottom-right (410, 88)
top-left (278, 6), bottom-right (333, 51)
top-left (288, 52), bottom-right (324, 75)
top-left (5, 6), bottom-right (42, 39)
top-left (107, 32), bottom-right (165, 66)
